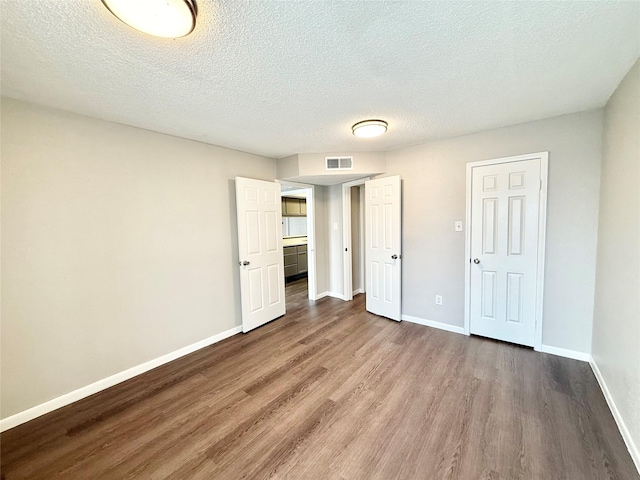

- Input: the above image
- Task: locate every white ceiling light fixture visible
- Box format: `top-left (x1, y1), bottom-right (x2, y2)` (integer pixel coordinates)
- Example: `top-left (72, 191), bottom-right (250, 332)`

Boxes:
top-left (352, 119), bottom-right (388, 138)
top-left (101, 0), bottom-right (197, 39)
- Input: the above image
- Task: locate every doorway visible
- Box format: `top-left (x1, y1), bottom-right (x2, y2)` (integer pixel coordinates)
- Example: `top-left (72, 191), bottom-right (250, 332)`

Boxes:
top-left (350, 185), bottom-right (365, 297)
top-left (343, 176), bottom-right (403, 321)
top-left (464, 152), bottom-right (548, 349)
top-left (342, 178), bottom-right (367, 301)
top-left (279, 181), bottom-right (317, 302)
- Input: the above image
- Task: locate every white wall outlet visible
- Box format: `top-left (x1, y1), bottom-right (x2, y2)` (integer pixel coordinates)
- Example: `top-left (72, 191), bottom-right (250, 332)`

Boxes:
top-left (455, 221), bottom-right (463, 232)
top-left (435, 295), bottom-right (443, 306)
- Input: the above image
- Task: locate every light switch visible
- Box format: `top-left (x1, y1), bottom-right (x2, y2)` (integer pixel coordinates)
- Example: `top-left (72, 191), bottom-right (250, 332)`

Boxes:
top-left (333, 222), bottom-right (338, 231)
top-left (455, 221), bottom-right (463, 232)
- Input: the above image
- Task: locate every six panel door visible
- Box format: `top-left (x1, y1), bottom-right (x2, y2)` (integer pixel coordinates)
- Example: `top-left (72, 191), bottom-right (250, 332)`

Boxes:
top-left (365, 175), bottom-right (402, 321)
top-left (469, 159), bottom-right (541, 346)
top-left (235, 177), bottom-right (286, 333)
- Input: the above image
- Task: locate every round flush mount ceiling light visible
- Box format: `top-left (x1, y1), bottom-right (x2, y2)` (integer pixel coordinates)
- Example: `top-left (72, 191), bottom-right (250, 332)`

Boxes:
top-left (102, 0), bottom-right (197, 38)
top-left (352, 119), bottom-right (388, 138)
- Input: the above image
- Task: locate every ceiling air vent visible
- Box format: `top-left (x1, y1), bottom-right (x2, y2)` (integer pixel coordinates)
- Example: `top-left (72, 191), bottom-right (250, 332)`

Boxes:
top-left (325, 156), bottom-right (353, 171)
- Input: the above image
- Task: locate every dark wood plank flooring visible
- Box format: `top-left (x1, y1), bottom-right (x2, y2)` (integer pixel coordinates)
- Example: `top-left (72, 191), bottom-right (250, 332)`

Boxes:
top-left (1, 277), bottom-right (637, 479)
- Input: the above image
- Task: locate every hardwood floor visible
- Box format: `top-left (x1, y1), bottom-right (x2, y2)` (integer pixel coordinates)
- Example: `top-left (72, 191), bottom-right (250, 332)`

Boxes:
top-left (1, 278), bottom-right (637, 479)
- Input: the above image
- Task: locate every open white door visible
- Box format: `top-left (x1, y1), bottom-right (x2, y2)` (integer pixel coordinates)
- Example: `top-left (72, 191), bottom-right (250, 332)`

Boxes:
top-left (365, 175), bottom-right (402, 321)
top-left (235, 177), bottom-right (286, 333)
top-left (467, 154), bottom-right (547, 347)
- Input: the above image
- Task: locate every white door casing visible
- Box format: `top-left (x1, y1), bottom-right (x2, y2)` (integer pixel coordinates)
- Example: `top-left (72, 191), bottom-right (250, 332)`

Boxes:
top-left (365, 175), bottom-right (402, 321)
top-left (235, 177), bottom-right (286, 333)
top-left (465, 153), bottom-right (548, 348)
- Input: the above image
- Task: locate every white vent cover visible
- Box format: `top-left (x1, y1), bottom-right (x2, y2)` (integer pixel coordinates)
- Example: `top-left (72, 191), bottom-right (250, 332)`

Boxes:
top-left (325, 156), bottom-right (353, 171)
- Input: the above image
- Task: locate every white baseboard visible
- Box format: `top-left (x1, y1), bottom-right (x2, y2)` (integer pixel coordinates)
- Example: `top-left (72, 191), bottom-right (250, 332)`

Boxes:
top-left (0, 326), bottom-right (242, 433)
top-left (401, 314), bottom-right (466, 335)
top-left (316, 291), bottom-right (361, 301)
top-left (590, 358), bottom-right (640, 474)
top-left (326, 291), bottom-right (348, 301)
top-left (539, 344), bottom-right (591, 362)
top-left (352, 288), bottom-right (363, 296)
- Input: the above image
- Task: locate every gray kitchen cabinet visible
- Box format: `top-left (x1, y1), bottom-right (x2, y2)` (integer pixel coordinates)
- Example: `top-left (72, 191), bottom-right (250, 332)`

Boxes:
top-left (284, 197), bottom-right (301, 216)
top-left (297, 252), bottom-right (308, 273)
top-left (283, 243), bottom-right (308, 277)
top-left (281, 197), bottom-right (306, 217)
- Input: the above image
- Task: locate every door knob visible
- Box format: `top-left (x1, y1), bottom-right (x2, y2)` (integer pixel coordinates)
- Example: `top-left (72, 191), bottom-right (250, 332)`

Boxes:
top-left (239, 260), bottom-right (250, 266)
top-left (473, 258), bottom-right (480, 264)
top-left (391, 254), bottom-right (398, 260)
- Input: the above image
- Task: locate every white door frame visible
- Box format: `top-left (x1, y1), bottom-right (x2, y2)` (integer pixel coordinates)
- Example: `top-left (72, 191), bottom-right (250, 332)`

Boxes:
top-left (464, 151), bottom-right (549, 351)
top-left (342, 178), bottom-right (369, 301)
top-left (359, 186), bottom-right (366, 295)
top-left (277, 180), bottom-right (317, 300)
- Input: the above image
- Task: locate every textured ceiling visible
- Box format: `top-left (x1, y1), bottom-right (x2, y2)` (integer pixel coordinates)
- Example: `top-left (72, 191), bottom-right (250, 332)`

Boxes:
top-left (1, 1), bottom-right (639, 158)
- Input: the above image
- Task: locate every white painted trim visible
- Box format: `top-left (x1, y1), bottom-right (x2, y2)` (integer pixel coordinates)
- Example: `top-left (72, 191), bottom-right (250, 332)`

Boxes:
top-left (590, 358), bottom-right (640, 473)
top-left (466, 151), bottom-right (550, 168)
top-left (464, 163), bottom-right (472, 335)
top-left (315, 291), bottom-right (347, 301)
top-left (534, 156), bottom-right (549, 351)
top-left (359, 185), bottom-right (366, 294)
top-left (401, 314), bottom-right (466, 335)
top-left (464, 164), bottom-right (473, 336)
top-left (0, 326), bottom-right (242, 433)
top-left (341, 178), bottom-right (369, 301)
top-left (464, 152), bottom-right (549, 350)
top-left (352, 288), bottom-right (363, 296)
top-left (327, 291), bottom-right (348, 301)
top-left (539, 344), bottom-right (591, 362)
top-left (280, 188), bottom-right (307, 197)
top-left (342, 183), bottom-right (352, 302)
top-left (305, 185), bottom-right (317, 302)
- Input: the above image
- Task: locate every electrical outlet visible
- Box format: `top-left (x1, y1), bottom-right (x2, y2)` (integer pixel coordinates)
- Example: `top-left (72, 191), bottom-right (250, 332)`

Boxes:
top-left (435, 295), bottom-right (443, 306)
top-left (455, 221), bottom-right (463, 232)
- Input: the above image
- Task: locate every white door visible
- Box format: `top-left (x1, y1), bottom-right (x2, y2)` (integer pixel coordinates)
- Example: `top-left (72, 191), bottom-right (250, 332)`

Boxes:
top-left (365, 175), bottom-right (402, 321)
top-left (235, 177), bottom-right (286, 333)
top-left (469, 158), bottom-right (543, 346)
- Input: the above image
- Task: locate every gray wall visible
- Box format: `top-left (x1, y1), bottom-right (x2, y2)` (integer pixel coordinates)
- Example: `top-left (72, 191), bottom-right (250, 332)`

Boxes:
top-left (1, 98), bottom-right (276, 418)
top-left (313, 185), bottom-right (330, 295)
top-left (0, 95), bottom-right (616, 422)
top-left (592, 59), bottom-right (640, 455)
top-left (384, 110), bottom-right (603, 353)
